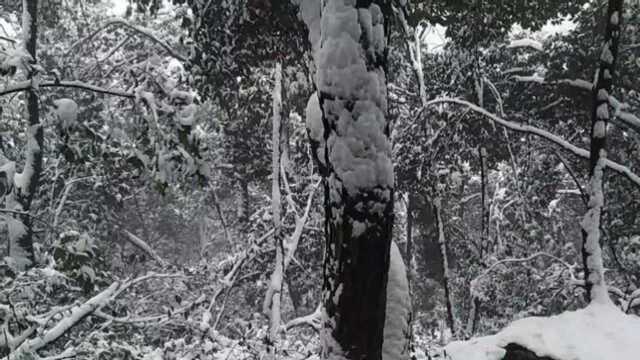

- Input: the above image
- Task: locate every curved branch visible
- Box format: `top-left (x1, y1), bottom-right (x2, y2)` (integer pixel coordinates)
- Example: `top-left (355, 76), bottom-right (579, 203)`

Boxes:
top-left (424, 98), bottom-right (640, 189)
top-left (65, 19), bottom-right (187, 62)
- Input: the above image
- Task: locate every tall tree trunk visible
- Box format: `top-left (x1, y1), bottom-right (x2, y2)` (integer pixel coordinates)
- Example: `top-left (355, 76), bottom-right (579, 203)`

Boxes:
top-left (305, 1), bottom-right (395, 358)
top-left (479, 146), bottom-right (489, 257)
top-left (405, 193), bottom-right (414, 295)
top-left (580, 0), bottom-right (623, 305)
top-left (237, 178), bottom-right (250, 226)
top-left (264, 62), bottom-right (283, 359)
top-left (434, 198), bottom-right (455, 337)
top-left (8, 0), bottom-right (41, 271)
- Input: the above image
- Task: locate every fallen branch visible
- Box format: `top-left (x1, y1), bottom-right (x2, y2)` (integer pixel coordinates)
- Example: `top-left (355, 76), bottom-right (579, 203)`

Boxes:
top-left (2, 272), bottom-right (182, 359)
top-left (6, 282), bottom-right (120, 358)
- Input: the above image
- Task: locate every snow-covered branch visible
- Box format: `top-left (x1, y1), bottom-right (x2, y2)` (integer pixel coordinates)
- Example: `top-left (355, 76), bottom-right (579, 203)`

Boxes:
top-left (507, 38), bottom-right (544, 52)
top-left (424, 98), bottom-right (640, 189)
top-left (3, 271), bottom-right (183, 359)
top-left (5, 282), bottom-right (120, 358)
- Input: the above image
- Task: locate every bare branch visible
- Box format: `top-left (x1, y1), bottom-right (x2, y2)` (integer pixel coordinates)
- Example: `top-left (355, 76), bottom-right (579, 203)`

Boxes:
top-left (65, 19), bottom-right (187, 62)
top-left (0, 80), bottom-right (135, 98)
top-left (0, 35), bottom-right (15, 44)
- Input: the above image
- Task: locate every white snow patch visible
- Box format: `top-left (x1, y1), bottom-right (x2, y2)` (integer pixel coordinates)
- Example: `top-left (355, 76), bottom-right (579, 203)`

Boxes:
top-left (610, 12), bottom-right (619, 26)
top-left (53, 98), bottom-right (79, 130)
top-left (513, 74), bottom-right (545, 84)
top-left (176, 103), bottom-right (198, 126)
top-left (444, 303), bottom-right (640, 360)
top-left (305, 92), bottom-right (323, 140)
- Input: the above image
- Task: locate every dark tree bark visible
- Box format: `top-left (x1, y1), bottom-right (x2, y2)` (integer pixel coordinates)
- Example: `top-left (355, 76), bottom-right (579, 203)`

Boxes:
top-left (580, 0), bottom-right (623, 305)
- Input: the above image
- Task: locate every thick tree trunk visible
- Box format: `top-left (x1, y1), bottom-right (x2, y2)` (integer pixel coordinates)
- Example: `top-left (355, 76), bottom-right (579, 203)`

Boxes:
top-left (306, 1), bottom-right (395, 359)
top-left (580, 0), bottom-right (623, 305)
top-left (7, 0), bottom-right (41, 271)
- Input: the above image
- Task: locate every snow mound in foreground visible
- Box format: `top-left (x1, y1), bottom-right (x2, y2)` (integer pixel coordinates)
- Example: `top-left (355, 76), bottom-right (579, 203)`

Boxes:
top-left (444, 303), bottom-right (640, 360)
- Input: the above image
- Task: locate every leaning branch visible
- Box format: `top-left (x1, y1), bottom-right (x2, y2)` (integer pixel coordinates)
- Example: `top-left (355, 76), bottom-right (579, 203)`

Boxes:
top-left (424, 98), bottom-right (640, 189)
top-left (122, 230), bottom-right (167, 266)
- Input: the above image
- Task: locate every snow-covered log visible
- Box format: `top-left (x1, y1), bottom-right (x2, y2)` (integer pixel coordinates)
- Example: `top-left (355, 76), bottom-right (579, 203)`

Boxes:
top-left (444, 303), bottom-right (640, 360)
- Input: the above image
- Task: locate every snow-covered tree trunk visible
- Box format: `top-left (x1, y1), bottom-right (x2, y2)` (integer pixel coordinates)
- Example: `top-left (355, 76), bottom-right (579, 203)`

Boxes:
top-left (264, 62), bottom-right (284, 359)
top-left (7, 0), bottom-right (42, 271)
top-left (298, 0), bottom-right (400, 357)
top-left (314, 1), bottom-right (395, 359)
top-left (580, 0), bottom-right (623, 305)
